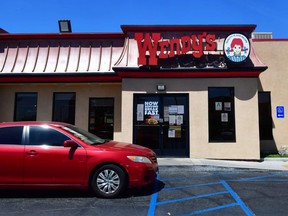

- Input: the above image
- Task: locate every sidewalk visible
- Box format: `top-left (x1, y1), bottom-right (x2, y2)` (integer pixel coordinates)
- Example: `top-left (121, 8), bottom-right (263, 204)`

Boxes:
top-left (157, 158), bottom-right (288, 171)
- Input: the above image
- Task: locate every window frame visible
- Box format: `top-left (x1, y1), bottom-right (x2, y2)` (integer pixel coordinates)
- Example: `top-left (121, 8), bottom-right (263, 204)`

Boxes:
top-left (208, 87), bottom-right (236, 143)
top-left (88, 97), bottom-right (115, 140)
top-left (258, 91), bottom-right (273, 140)
top-left (14, 92), bottom-right (38, 121)
top-left (52, 92), bottom-right (76, 125)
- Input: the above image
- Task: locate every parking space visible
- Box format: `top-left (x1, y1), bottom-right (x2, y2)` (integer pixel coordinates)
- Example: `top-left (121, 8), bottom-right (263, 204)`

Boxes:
top-left (149, 169), bottom-right (288, 216)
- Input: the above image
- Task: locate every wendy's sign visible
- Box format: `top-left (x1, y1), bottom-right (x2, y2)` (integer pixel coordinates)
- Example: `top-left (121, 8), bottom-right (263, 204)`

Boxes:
top-left (224, 33), bottom-right (250, 63)
top-left (134, 32), bottom-right (217, 66)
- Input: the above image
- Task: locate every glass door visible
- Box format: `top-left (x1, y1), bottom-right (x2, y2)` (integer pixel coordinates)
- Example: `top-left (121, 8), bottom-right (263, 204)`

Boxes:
top-left (133, 94), bottom-right (189, 157)
top-left (161, 95), bottom-right (189, 156)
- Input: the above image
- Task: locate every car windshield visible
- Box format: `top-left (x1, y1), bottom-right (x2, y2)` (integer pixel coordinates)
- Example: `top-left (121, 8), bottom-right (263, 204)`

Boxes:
top-left (61, 125), bottom-right (106, 145)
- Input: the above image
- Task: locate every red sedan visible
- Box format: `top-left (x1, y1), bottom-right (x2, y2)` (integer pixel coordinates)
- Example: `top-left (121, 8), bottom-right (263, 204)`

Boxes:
top-left (0, 121), bottom-right (158, 198)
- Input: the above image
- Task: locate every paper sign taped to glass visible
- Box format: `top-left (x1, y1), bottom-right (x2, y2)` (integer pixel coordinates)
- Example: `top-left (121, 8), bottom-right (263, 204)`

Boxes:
top-left (168, 126), bottom-right (181, 138)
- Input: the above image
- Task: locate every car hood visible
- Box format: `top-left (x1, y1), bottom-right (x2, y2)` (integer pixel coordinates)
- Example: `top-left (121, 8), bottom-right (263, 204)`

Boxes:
top-left (98, 140), bottom-right (154, 155)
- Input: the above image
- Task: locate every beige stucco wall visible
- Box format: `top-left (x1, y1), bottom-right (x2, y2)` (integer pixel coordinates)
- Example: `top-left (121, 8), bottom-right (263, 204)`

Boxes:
top-left (0, 74), bottom-right (262, 160)
top-left (121, 78), bottom-right (260, 160)
top-left (0, 83), bottom-right (123, 140)
top-left (254, 41), bottom-right (288, 152)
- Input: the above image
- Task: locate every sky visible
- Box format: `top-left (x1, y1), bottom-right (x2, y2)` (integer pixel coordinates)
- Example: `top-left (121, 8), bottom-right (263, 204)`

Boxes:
top-left (0, 0), bottom-right (287, 38)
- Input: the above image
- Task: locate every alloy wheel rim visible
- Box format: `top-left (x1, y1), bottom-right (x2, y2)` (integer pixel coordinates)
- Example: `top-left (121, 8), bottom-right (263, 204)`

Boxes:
top-left (97, 169), bottom-right (120, 194)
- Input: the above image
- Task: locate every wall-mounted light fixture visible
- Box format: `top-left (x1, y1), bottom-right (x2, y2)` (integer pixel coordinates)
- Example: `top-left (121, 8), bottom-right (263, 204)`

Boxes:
top-left (157, 84), bottom-right (166, 91)
top-left (58, 20), bottom-right (72, 33)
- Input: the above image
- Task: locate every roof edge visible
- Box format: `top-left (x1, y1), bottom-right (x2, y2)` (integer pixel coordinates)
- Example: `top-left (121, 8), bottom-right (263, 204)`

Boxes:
top-left (121, 24), bottom-right (257, 33)
top-left (0, 28), bottom-right (8, 33)
top-left (0, 32), bottom-right (125, 40)
top-left (253, 38), bottom-right (288, 42)
top-left (113, 66), bottom-right (268, 73)
top-left (0, 73), bottom-right (121, 83)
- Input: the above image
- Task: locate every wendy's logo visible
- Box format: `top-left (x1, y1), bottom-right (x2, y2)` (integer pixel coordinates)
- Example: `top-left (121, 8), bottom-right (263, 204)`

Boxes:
top-left (224, 33), bottom-right (250, 63)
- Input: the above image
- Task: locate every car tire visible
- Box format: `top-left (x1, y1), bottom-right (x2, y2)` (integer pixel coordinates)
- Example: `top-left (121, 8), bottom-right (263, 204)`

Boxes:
top-left (91, 164), bottom-right (127, 198)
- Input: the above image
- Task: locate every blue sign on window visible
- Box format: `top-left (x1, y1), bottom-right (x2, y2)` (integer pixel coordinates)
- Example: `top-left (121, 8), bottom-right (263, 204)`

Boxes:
top-left (276, 106), bottom-right (285, 118)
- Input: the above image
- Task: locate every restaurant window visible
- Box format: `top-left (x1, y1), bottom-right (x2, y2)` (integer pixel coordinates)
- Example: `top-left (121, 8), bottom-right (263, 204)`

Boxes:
top-left (14, 92), bottom-right (37, 121)
top-left (52, 92), bottom-right (76, 124)
top-left (208, 87), bottom-right (236, 142)
top-left (89, 98), bottom-right (114, 140)
top-left (258, 92), bottom-right (273, 140)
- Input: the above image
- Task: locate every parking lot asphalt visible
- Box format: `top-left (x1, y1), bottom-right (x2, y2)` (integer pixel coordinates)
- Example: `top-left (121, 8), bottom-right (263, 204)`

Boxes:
top-left (1, 158), bottom-right (288, 216)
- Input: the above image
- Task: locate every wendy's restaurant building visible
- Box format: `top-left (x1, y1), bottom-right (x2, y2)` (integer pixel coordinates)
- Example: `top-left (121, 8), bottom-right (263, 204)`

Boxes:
top-left (0, 24), bottom-right (286, 160)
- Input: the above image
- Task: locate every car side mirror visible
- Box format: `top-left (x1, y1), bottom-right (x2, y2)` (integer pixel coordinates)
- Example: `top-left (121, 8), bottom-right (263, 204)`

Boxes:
top-left (64, 140), bottom-right (78, 148)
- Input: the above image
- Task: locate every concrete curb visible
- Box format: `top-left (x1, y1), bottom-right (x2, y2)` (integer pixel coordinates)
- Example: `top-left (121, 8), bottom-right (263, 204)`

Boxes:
top-left (157, 158), bottom-right (288, 171)
top-left (158, 165), bottom-right (264, 172)
top-left (262, 157), bottom-right (288, 162)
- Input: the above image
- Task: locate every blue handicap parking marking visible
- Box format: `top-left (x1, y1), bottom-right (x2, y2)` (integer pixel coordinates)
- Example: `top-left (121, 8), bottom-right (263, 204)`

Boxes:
top-left (148, 171), bottom-right (288, 215)
top-left (231, 172), bottom-right (288, 182)
top-left (220, 180), bottom-right (254, 216)
top-left (148, 172), bottom-right (254, 216)
top-left (147, 173), bottom-right (161, 216)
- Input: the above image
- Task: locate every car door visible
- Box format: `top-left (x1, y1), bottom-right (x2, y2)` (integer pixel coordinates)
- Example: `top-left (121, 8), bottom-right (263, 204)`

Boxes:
top-left (0, 126), bottom-right (24, 184)
top-left (23, 125), bottom-right (87, 185)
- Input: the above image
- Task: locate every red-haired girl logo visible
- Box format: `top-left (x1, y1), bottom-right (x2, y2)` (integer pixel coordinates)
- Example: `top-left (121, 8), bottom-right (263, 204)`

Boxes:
top-left (224, 33), bottom-right (250, 63)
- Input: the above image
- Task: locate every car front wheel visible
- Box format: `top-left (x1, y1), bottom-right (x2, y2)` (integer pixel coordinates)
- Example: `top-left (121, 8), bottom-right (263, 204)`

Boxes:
top-left (91, 164), bottom-right (127, 198)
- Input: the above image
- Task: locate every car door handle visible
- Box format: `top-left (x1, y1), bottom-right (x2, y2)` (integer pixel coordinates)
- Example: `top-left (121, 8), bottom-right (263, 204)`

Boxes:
top-left (27, 150), bottom-right (39, 156)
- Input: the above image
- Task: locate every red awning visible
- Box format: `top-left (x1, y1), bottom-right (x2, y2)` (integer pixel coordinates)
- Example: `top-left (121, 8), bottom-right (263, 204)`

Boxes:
top-left (0, 33), bottom-right (125, 74)
top-left (0, 26), bottom-right (268, 82)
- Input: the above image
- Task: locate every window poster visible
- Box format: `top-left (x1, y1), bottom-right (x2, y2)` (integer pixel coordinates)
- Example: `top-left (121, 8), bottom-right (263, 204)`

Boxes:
top-left (144, 101), bottom-right (159, 116)
top-left (168, 128), bottom-right (175, 138)
top-left (144, 101), bottom-right (159, 124)
top-left (168, 126), bottom-right (181, 138)
top-left (105, 114), bottom-right (114, 123)
top-left (137, 104), bottom-right (144, 121)
top-left (168, 105), bottom-right (184, 114)
top-left (221, 113), bottom-right (228, 122)
top-left (176, 115), bottom-right (183, 125)
top-left (164, 106), bottom-right (169, 122)
top-left (169, 105), bottom-right (178, 114)
top-left (169, 115), bottom-right (176, 125)
top-left (215, 102), bottom-right (222, 111)
top-left (178, 105), bottom-right (184, 114)
top-left (224, 102), bottom-right (231, 111)
top-left (169, 115), bottom-right (183, 125)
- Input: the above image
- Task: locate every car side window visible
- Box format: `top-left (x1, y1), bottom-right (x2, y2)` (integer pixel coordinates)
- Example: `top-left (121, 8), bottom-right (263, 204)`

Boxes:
top-left (29, 126), bottom-right (70, 146)
top-left (0, 126), bottom-right (23, 145)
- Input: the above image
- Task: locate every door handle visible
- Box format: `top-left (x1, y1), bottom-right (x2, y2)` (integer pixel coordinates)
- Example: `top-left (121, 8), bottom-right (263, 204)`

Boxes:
top-left (27, 150), bottom-right (39, 156)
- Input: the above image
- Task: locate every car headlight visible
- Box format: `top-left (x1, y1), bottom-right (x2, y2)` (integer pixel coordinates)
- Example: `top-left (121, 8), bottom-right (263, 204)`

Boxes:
top-left (127, 156), bottom-right (152, 164)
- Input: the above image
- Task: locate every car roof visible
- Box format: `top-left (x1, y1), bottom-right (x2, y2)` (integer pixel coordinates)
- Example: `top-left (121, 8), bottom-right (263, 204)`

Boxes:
top-left (0, 121), bottom-right (71, 127)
